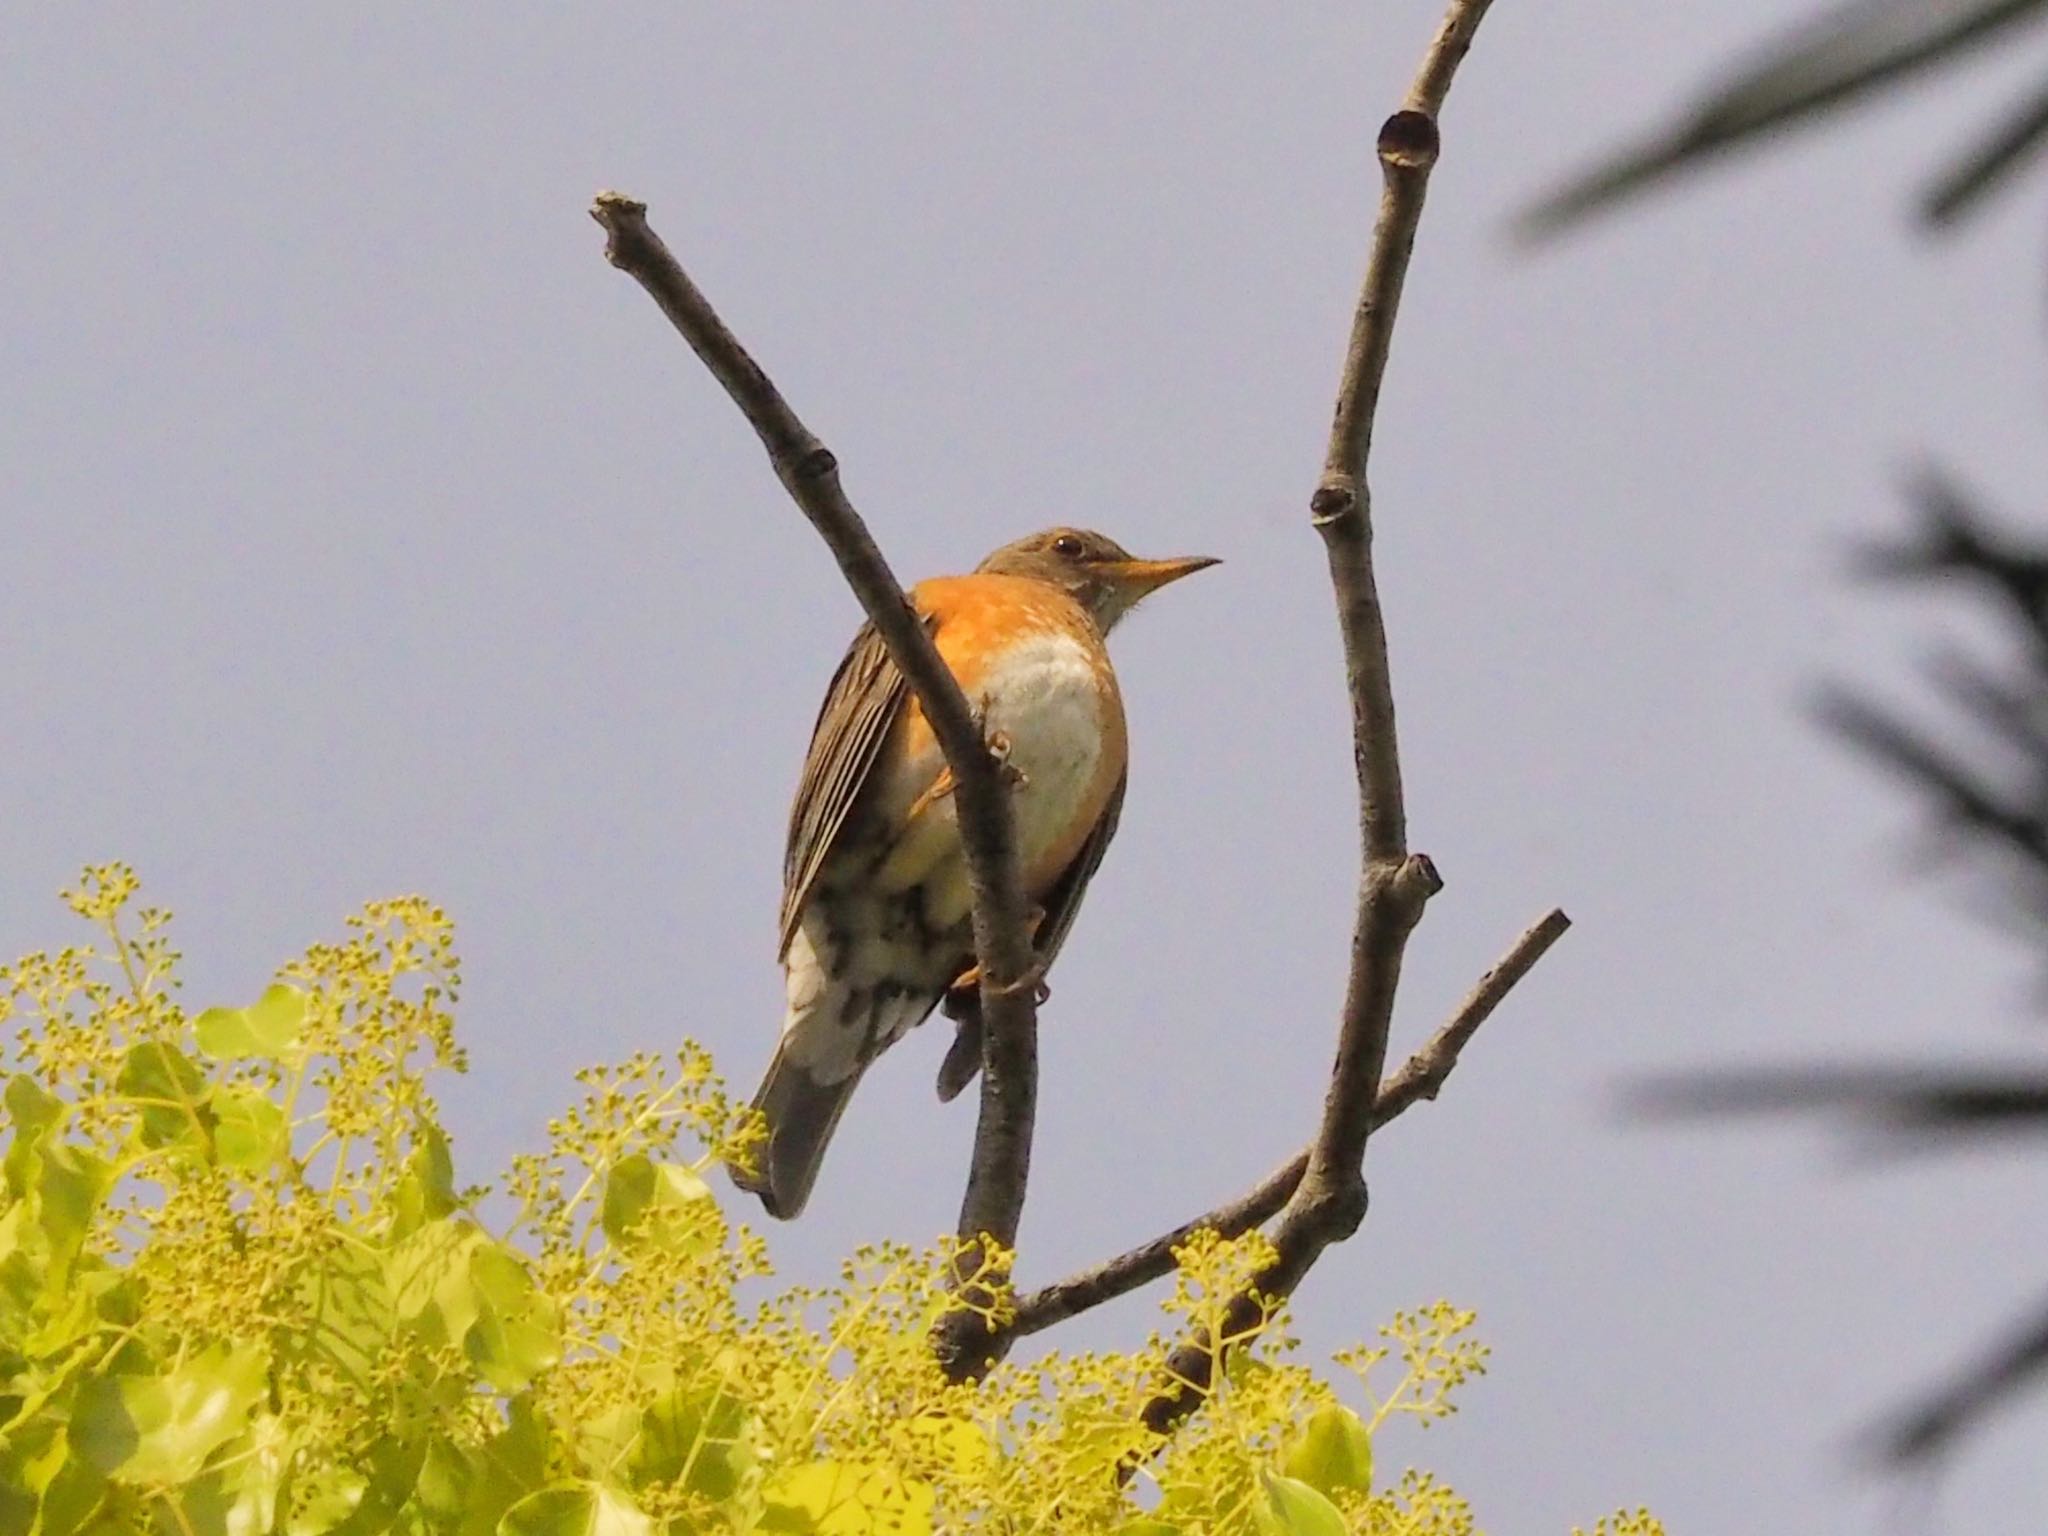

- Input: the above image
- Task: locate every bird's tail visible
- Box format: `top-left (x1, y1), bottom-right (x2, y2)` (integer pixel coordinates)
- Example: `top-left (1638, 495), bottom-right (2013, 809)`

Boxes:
top-left (935, 977), bottom-right (984, 1102)
top-left (729, 1043), bottom-right (865, 1220)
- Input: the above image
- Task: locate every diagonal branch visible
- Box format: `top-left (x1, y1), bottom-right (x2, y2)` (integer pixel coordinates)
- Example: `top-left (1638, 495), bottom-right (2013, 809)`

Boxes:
top-left (590, 194), bottom-right (1041, 1328)
top-left (1868, 1291), bottom-right (2048, 1465)
top-left (1009, 908), bottom-right (1568, 1337)
top-left (1133, 0), bottom-right (1514, 1446)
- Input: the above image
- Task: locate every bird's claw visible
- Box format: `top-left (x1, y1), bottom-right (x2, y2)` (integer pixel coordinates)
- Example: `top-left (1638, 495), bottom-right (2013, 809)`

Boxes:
top-left (947, 948), bottom-right (1050, 1007)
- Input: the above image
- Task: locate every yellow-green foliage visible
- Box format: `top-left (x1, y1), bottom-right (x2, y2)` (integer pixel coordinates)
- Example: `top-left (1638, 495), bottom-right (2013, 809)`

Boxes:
top-left (0, 868), bottom-right (1662, 1535)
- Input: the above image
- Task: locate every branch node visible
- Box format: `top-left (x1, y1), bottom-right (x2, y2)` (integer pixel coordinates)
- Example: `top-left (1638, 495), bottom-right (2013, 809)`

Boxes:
top-left (1004, 905), bottom-right (1568, 1343)
top-left (931, 1310), bottom-right (1003, 1382)
top-left (1366, 852), bottom-right (1441, 921)
top-left (1294, 1171), bottom-right (1369, 1243)
top-left (1377, 110), bottom-right (1442, 171)
top-left (1309, 483), bottom-right (1358, 528)
top-left (772, 443), bottom-right (840, 483)
top-left (1400, 851), bottom-right (1445, 901)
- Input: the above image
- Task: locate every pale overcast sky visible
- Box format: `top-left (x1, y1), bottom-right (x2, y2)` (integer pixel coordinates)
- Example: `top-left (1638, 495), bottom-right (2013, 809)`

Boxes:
top-left (7, 5), bottom-right (2048, 1530)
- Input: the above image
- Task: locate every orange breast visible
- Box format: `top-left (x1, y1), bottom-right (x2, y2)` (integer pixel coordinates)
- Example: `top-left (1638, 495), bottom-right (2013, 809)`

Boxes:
top-left (888, 574), bottom-right (1127, 897)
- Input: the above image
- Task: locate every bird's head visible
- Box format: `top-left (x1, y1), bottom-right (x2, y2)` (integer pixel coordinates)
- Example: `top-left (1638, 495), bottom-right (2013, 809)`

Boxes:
top-left (976, 527), bottom-right (1219, 633)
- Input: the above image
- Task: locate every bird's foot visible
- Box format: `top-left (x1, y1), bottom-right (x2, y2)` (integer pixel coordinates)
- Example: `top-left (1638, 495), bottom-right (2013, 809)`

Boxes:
top-left (981, 965), bottom-right (1051, 1005)
top-left (947, 946), bottom-right (1050, 1008)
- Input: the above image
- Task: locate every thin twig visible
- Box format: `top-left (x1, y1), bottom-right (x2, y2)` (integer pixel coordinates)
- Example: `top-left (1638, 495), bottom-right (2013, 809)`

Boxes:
top-left (1010, 908), bottom-right (1568, 1337)
top-left (1133, 0), bottom-right (1511, 1447)
top-left (1014, 1157), bottom-right (1300, 1340)
top-left (1375, 905), bottom-right (1570, 1112)
top-left (590, 194), bottom-right (1042, 1355)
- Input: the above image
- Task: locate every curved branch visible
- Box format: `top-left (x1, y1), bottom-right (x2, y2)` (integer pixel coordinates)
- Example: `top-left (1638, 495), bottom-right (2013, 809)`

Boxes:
top-left (590, 194), bottom-right (1041, 1336)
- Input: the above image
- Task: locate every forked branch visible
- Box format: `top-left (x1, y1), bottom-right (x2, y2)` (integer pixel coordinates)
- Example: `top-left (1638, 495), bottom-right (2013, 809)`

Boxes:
top-left (1009, 908), bottom-right (1568, 1338)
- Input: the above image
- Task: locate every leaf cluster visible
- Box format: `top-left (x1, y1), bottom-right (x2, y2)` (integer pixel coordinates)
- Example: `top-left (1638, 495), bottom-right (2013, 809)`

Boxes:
top-left (0, 868), bottom-right (1659, 1534)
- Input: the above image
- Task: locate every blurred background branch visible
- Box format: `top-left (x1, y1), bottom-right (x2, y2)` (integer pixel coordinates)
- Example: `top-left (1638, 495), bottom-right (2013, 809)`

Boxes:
top-left (1522, 0), bottom-right (2048, 237)
top-left (1631, 472), bottom-right (2048, 1470)
top-left (1525, 0), bottom-right (2048, 1481)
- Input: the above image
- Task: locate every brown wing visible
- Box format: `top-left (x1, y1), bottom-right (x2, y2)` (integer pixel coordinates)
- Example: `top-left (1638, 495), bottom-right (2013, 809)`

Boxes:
top-left (777, 615), bottom-right (931, 958)
top-left (935, 771), bottom-right (1126, 1100)
top-left (1026, 769), bottom-right (1125, 972)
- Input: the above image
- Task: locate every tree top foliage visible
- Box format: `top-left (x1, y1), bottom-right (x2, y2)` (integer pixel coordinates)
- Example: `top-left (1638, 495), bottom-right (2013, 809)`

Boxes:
top-left (0, 867), bottom-right (1657, 1535)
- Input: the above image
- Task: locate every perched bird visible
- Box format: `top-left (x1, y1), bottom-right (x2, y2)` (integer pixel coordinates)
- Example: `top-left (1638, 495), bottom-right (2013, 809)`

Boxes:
top-left (732, 527), bottom-right (1218, 1218)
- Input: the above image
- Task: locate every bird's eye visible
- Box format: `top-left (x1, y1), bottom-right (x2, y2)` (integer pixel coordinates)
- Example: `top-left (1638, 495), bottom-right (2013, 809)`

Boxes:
top-left (1052, 535), bottom-right (1084, 558)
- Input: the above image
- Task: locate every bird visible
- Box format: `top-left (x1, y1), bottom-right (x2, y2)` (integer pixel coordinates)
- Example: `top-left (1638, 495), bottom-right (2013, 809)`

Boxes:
top-left (731, 527), bottom-right (1218, 1219)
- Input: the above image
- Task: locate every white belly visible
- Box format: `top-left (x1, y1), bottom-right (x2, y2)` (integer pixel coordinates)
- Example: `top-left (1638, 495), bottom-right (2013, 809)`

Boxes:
top-left (982, 631), bottom-right (1113, 861)
top-left (872, 629), bottom-right (1115, 930)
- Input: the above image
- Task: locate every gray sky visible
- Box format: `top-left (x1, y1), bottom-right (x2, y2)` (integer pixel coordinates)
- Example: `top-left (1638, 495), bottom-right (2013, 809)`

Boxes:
top-left (6, 5), bottom-right (2047, 1529)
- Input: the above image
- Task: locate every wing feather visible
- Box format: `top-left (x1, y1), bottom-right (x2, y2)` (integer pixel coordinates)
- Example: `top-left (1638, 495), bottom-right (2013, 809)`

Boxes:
top-left (1026, 770), bottom-right (1125, 971)
top-left (777, 615), bottom-right (931, 957)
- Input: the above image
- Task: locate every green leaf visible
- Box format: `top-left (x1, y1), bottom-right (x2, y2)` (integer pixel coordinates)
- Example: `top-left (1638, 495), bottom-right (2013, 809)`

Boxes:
top-left (416, 1437), bottom-right (476, 1527)
top-left (35, 1142), bottom-right (111, 1273)
top-left (28, 1452), bottom-right (104, 1536)
top-left (572, 1402), bottom-right (642, 1482)
top-left (459, 1395), bottom-right (550, 1536)
top-left (628, 1385), bottom-right (752, 1499)
top-left (0, 1436), bottom-right (41, 1536)
top-left (3, 1076), bottom-right (62, 1192)
top-left (1281, 1404), bottom-right (1373, 1494)
top-left (211, 1085), bottom-right (285, 1171)
top-left (1256, 1472), bottom-right (1348, 1536)
top-left (762, 1462), bottom-right (935, 1536)
top-left (467, 1308), bottom-right (560, 1395)
top-left (599, 1156), bottom-right (653, 1245)
top-left (600, 1154), bottom-right (716, 1256)
top-left (171, 1411), bottom-right (291, 1536)
top-left (321, 1434), bottom-right (427, 1536)
top-left (298, 1238), bottom-right (390, 1391)
top-left (499, 1485), bottom-right (654, 1536)
top-left (286, 1466), bottom-right (368, 1536)
top-left (194, 983), bottom-right (305, 1060)
top-left (114, 1041), bottom-right (214, 1152)
top-left (0, 1483), bottom-right (31, 1536)
top-left (70, 1343), bottom-right (268, 1485)
top-left (394, 1125), bottom-right (459, 1235)
top-left (466, 1252), bottom-right (560, 1393)
top-left (389, 1223), bottom-right (559, 1390)
top-left (26, 1266), bottom-right (132, 1358)
top-left (388, 1218), bottom-right (489, 1341)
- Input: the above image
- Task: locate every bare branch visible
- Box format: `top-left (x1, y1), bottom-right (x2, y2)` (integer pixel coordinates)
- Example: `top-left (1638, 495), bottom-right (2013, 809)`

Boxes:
top-left (1375, 906), bottom-right (1570, 1112)
top-left (1010, 908), bottom-right (1568, 1337)
top-left (589, 193), bottom-right (1041, 1349)
top-left (1405, 0), bottom-right (1504, 120)
top-left (1133, 0), bottom-right (1512, 1445)
top-left (1014, 1156), bottom-right (1301, 1340)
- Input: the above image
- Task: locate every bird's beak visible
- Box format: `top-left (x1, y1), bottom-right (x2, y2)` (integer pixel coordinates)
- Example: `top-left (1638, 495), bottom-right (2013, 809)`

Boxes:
top-left (1102, 554), bottom-right (1221, 597)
